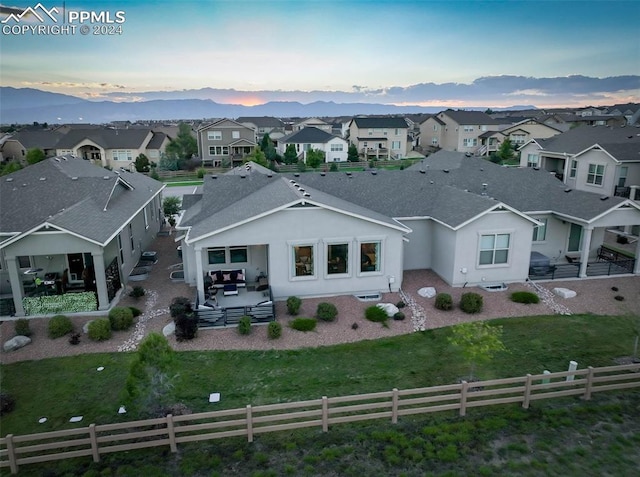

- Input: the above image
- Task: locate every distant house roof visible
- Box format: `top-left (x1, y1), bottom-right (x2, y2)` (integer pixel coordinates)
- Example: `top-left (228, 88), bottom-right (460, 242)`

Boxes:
top-left (350, 117), bottom-right (408, 129)
top-left (55, 128), bottom-right (152, 150)
top-left (236, 117), bottom-right (284, 128)
top-left (146, 132), bottom-right (168, 149)
top-left (0, 156), bottom-right (164, 246)
top-left (440, 110), bottom-right (502, 126)
top-left (280, 127), bottom-right (342, 144)
top-left (10, 130), bottom-right (64, 149)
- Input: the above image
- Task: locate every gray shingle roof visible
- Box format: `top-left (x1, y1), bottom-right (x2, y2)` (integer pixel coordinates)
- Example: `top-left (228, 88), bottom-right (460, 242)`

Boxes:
top-left (351, 117), bottom-right (408, 129)
top-left (11, 130), bottom-right (64, 149)
top-left (440, 110), bottom-right (502, 125)
top-left (280, 127), bottom-right (337, 144)
top-left (146, 132), bottom-right (167, 149)
top-left (55, 128), bottom-right (152, 149)
top-left (0, 156), bottom-right (164, 244)
top-left (236, 117), bottom-right (284, 128)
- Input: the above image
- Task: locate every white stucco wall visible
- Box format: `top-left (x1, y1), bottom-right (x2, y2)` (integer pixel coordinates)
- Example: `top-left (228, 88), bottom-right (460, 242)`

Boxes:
top-left (399, 218), bottom-right (432, 270)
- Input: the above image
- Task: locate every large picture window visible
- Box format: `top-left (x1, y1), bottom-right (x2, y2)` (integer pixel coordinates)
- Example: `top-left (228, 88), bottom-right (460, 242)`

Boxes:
top-left (208, 248), bottom-right (226, 265)
top-left (532, 219), bottom-right (547, 242)
top-left (479, 234), bottom-right (510, 265)
top-left (327, 243), bottom-right (348, 275)
top-left (230, 247), bottom-right (248, 263)
top-left (207, 131), bottom-right (222, 140)
top-left (293, 245), bottom-right (314, 277)
top-left (360, 242), bottom-right (380, 272)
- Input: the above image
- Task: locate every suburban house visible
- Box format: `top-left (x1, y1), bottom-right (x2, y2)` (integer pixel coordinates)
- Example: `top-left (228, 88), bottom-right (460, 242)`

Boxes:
top-left (176, 151), bottom-right (640, 306)
top-left (236, 117), bottom-right (286, 143)
top-left (196, 119), bottom-right (257, 167)
top-left (0, 129), bottom-right (65, 163)
top-left (0, 156), bottom-right (165, 317)
top-left (478, 119), bottom-right (564, 156)
top-left (348, 117), bottom-right (409, 159)
top-left (292, 118), bottom-right (332, 133)
top-left (277, 127), bottom-right (349, 163)
top-left (518, 125), bottom-right (640, 199)
top-left (419, 110), bottom-right (503, 155)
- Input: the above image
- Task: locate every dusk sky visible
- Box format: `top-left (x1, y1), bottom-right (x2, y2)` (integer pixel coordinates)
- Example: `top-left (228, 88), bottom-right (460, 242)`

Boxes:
top-left (1, 0), bottom-right (639, 108)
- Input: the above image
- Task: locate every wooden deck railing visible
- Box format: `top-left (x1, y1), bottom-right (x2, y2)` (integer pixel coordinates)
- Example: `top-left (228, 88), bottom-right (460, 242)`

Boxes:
top-left (1, 363), bottom-right (638, 474)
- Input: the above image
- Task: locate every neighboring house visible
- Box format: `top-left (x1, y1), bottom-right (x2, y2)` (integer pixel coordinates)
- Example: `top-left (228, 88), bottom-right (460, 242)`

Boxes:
top-left (348, 117), bottom-right (409, 159)
top-left (609, 103), bottom-right (640, 125)
top-left (479, 119), bottom-right (563, 156)
top-left (196, 119), bottom-right (257, 167)
top-left (420, 110), bottom-right (503, 155)
top-left (0, 156), bottom-right (165, 317)
top-left (176, 151), bottom-right (640, 305)
top-left (292, 118), bottom-right (332, 133)
top-left (236, 117), bottom-right (285, 143)
top-left (518, 125), bottom-right (640, 198)
top-left (277, 127), bottom-right (349, 163)
top-left (1, 130), bottom-right (65, 163)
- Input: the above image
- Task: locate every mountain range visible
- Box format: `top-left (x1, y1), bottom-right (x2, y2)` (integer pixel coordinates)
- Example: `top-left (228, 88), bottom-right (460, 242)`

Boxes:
top-left (0, 87), bottom-right (534, 124)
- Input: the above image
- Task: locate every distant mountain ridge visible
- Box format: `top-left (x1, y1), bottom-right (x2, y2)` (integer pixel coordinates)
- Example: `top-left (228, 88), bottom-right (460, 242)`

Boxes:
top-left (0, 87), bottom-right (534, 124)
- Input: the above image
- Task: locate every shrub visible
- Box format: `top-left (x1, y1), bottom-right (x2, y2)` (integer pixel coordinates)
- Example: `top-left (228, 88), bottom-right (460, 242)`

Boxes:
top-left (290, 317), bottom-right (317, 332)
top-left (109, 307), bottom-right (134, 331)
top-left (170, 296), bottom-right (192, 319)
top-left (0, 393), bottom-right (16, 416)
top-left (129, 286), bottom-right (145, 298)
top-left (460, 292), bottom-right (484, 314)
top-left (365, 305), bottom-right (388, 323)
top-left (129, 306), bottom-right (142, 317)
top-left (351, 322), bottom-right (359, 330)
top-left (286, 296), bottom-right (302, 315)
top-left (435, 293), bottom-right (453, 311)
top-left (69, 333), bottom-right (81, 345)
top-left (238, 316), bottom-right (252, 335)
top-left (396, 301), bottom-right (406, 309)
top-left (48, 314), bottom-right (73, 338)
top-left (510, 291), bottom-right (540, 304)
top-left (174, 311), bottom-right (198, 341)
top-left (316, 302), bottom-right (338, 322)
top-left (14, 318), bottom-right (31, 337)
top-left (267, 321), bottom-right (282, 339)
top-left (196, 167), bottom-right (206, 179)
top-left (393, 312), bottom-right (405, 321)
top-left (88, 318), bottom-right (112, 341)
top-left (614, 295), bottom-right (625, 301)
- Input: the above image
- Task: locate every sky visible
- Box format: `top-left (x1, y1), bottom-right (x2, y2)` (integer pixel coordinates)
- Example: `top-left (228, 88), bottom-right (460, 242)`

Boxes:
top-left (1, 0), bottom-right (639, 108)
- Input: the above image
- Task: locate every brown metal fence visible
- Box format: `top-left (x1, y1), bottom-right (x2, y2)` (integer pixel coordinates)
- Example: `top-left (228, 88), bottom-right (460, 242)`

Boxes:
top-left (1, 363), bottom-right (639, 474)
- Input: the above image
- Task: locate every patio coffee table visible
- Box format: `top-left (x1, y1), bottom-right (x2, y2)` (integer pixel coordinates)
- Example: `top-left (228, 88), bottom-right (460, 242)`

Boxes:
top-left (223, 284), bottom-right (238, 296)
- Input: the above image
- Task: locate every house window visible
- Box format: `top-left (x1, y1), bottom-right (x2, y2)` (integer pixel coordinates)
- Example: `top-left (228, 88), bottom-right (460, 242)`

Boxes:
top-left (293, 245), bottom-right (314, 277)
top-left (569, 160), bottom-right (578, 178)
top-left (303, 144), bottom-right (311, 152)
top-left (17, 256), bottom-right (32, 269)
top-left (463, 126), bottom-right (474, 132)
top-left (330, 143), bottom-right (343, 151)
top-left (112, 150), bottom-right (132, 161)
top-left (618, 166), bottom-right (628, 187)
top-left (532, 219), bottom-right (547, 242)
top-left (207, 131), bottom-right (222, 141)
top-left (463, 138), bottom-right (477, 147)
top-left (587, 164), bottom-right (605, 185)
top-left (128, 223), bottom-right (134, 253)
top-left (327, 243), bottom-right (348, 275)
top-left (527, 154), bottom-right (539, 168)
top-left (511, 134), bottom-right (526, 145)
top-left (433, 125), bottom-right (438, 131)
top-left (431, 137), bottom-right (438, 145)
top-left (479, 233), bottom-right (510, 265)
top-left (117, 234), bottom-right (124, 265)
top-left (209, 146), bottom-right (229, 156)
top-left (208, 248), bottom-right (226, 265)
top-left (391, 141), bottom-right (401, 150)
top-left (394, 128), bottom-right (400, 135)
top-left (230, 247), bottom-right (248, 263)
top-left (232, 131), bottom-right (240, 139)
top-left (360, 242), bottom-right (380, 273)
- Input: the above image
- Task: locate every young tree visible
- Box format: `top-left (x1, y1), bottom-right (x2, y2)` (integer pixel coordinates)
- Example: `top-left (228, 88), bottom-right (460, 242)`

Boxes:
top-left (496, 138), bottom-right (515, 163)
top-left (260, 134), bottom-right (277, 163)
top-left (26, 148), bottom-right (45, 165)
top-left (284, 144), bottom-right (298, 165)
top-left (165, 123), bottom-right (197, 168)
top-left (134, 153), bottom-right (151, 172)
top-left (163, 196), bottom-right (181, 227)
top-left (347, 144), bottom-right (360, 162)
top-left (243, 146), bottom-right (269, 167)
top-left (448, 321), bottom-right (507, 381)
top-left (305, 148), bottom-right (325, 169)
top-left (0, 160), bottom-right (22, 176)
top-left (158, 151), bottom-right (180, 171)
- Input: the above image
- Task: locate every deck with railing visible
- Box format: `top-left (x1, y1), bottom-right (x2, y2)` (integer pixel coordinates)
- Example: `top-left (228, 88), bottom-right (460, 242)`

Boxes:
top-left (195, 287), bottom-right (275, 328)
top-left (529, 246), bottom-right (635, 281)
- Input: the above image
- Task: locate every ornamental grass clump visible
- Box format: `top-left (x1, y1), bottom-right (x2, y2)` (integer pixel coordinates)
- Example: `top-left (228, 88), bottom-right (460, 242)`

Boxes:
top-left (290, 317), bottom-right (317, 332)
top-left (14, 318), bottom-right (32, 337)
top-left (365, 305), bottom-right (388, 323)
top-left (510, 291), bottom-right (540, 304)
top-left (286, 296), bottom-right (302, 315)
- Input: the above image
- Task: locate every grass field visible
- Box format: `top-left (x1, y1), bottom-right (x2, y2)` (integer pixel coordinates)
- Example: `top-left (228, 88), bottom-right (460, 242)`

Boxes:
top-left (1, 313), bottom-right (639, 475)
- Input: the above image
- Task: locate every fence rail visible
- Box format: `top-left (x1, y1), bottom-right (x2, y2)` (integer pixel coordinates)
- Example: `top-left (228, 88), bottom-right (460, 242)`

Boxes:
top-left (1, 363), bottom-right (638, 474)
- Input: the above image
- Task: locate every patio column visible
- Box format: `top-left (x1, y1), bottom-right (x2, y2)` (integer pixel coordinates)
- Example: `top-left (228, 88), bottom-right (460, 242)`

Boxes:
top-left (92, 251), bottom-right (109, 311)
top-left (195, 246), bottom-right (206, 304)
top-left (6, 256), bottom-right (25, 316)
top-left (634, 237), bottom-right (640, 274)
top-left (579, 226), bottom-right (594, 278)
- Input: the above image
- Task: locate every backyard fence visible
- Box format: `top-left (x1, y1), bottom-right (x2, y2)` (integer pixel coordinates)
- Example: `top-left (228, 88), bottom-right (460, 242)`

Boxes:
top-left (1, 363), bottom-right (639, 474)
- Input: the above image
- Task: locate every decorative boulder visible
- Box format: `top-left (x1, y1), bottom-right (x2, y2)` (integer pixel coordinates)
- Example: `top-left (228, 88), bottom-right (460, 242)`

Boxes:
top-left (553, 287), bottom-right (577, 299)
top-left (162, 321), bottom-right (176, 337)
top-left (417, 287), bottom-right (437, 298)
top-left (3, 335), bottom-right (31, 352)
top-left (376, 303), bottom-right (400, 317)
top-left (82, 320), bottom-right (94, 334)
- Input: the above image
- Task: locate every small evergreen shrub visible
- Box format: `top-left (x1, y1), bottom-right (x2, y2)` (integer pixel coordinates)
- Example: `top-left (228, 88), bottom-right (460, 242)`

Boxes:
top-left (393, 312), bottom-right (405, 321)
top-left (197, 167), bottom-right (206, 179)
top-left (365, 305), bottom-right (388, 323)
top-left (48, 314), bottom-right (74, 338)
top-left (109, 307), bottom-right (134, 331)
top-left (14, 318), bottom-right (32, 337)
top-left (435, 293), bottom-right (453, 311)
top-left (267, 321), bottom-right (282, 339)
top-left (129, 286), bottom-right (145, 298)
top-left (88, 318), bottom-right (112, 341)
top-left (290, 317), bottom-right (317, 332)
top-left (286, 296), bottom-right (302, 315)
top-left (510, 291), bottom-right (540, 304)
top-left (460, 292), bottom-right (483, 314)
top-left (170, 296), bottom-right (191, 319)
top-left (174, 312), bottom-right (198, 341)
top-left (129, 306), bottom-right (142, 317)
top-left (396, 301), bottom-right (406, 309)
top-left (316, 302), bottom-right (338, 322)
top-left (238, 316), bottom-right (252, 335)
top-left (0, 393), bottom-right (16, 416)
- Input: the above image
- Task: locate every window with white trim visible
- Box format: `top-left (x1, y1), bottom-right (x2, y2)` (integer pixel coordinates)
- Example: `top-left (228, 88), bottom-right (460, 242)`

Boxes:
top-left (232, 131), bottom-right (240, 139)
top-left (117, 234), bottom-right (124, 265)
top-left (112, 150), bottom-right (132, 161)
top-left (293, 244), bottom-right (315, 277)
top-left (532, 219), bottom-right (547, 242)
top-left (431, 137), bottom-right (438, 145)
top-left (463, 126), bottom-right (474, 132)
top-left (433, 124), bottom-right (438, 131)
top-left (511, 133), bottom-right (526, 145)
top-left (391, 141), bottom-right (401, 150)
top-left (229, 247), bottom-right (248, 263)
top-left (569, 160), bottom-right (578, 178)
top-left (587, 164), bottom-right (605, 185)
top-left (327, 243), bottom-right (349, 275)
top-left (360, 241), bottom-right (380, 273)
top-left (463, 138), bottom-right (477, 147)
top-left (330, 143), bottom-right (343, 151)
top-left (527, 154), bottom-right (539, 168)
top-left (207, 131), bottom-right (222, 141)
top-left (479, 233), bottom-right (510, 265)
top-left (209, 146), bottom-right (229, 156)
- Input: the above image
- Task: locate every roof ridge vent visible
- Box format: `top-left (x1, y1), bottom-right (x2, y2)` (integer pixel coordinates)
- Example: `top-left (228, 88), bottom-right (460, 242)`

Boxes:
top-left (303, 192), bottom-right (311, 197)
top-left (39, 177), bottom-right (46, 181)
top-left (103, 176), bottom-right (110, 180)
top-left (6, 177), bottom-right (13, 182)
top-left (443, 169), bottom-right (450, 173)
top-left (71, 177), bottom-right (78, 180)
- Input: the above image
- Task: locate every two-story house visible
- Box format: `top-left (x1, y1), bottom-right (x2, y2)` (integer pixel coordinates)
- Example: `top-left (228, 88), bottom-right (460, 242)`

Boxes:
top-left (420, 110), bottom-right (503, 155)
top-left (478, 119), bottom-right (564, 156)
top-left (277, 127), bottom-right (349, 163)
top-left (236, 117), bottom-right (286, 144)
top-left (197, 119), bottom-right (257, 167)
top-left (348, 117), bottom-right (409, 159)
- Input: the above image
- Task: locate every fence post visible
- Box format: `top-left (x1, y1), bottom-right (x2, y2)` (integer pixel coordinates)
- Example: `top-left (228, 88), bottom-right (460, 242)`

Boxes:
top-left (322, 396), bottom-right (329, 432)
top-left (391, 388), bottom-right (399, 424)
top-left (88, 424), bottom-right (100, 462)
top-left (522, 374), bottom-right (532, 409)
top-left (246, 405), bottom-right (253, 443)
top-left (6, 434), bottom-right (18, 474)
top-left (583, 366), bottom-right (595, 401)
top-left (459, 381), bottom-right (468, 417)
top-left (166, 414), bottom-right (177, 453)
